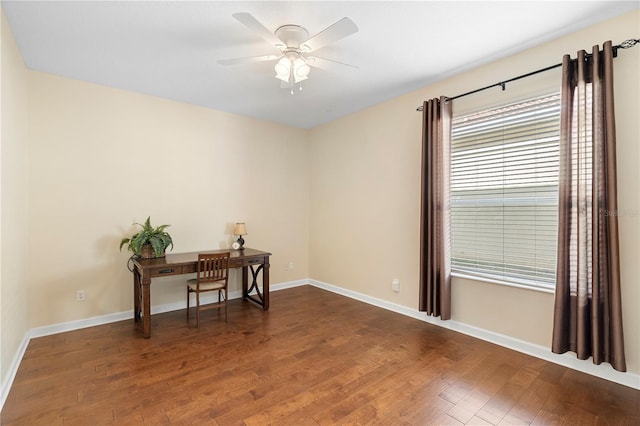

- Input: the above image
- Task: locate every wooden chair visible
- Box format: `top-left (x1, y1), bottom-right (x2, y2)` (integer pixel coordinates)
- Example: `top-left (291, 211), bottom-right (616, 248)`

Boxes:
top-left (186, 252), bottom-right (230, 327)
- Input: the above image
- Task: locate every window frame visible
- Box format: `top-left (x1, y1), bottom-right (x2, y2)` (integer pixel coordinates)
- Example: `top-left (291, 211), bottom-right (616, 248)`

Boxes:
top-left (449, 93), bottom-right (561, 292)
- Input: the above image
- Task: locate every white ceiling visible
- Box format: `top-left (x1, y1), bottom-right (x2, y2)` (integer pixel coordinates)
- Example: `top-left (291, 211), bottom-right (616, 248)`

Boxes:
top-left (3, 1), bottom-right (638, 129)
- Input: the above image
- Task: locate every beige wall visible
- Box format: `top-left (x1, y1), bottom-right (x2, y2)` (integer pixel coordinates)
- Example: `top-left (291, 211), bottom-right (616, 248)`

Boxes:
top-left (26, 72), bottom-right (310, 327)
top-left (309, 10), bottom-right (639, 375)
top-left (1, 10), bottom-right (30, 390)
top-left (1, 8), bottom-right (638, 394)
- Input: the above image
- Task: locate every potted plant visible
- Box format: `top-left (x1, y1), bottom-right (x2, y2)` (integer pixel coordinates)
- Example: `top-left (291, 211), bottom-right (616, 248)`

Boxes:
top-left (119, 216), bottom-right (173, 259)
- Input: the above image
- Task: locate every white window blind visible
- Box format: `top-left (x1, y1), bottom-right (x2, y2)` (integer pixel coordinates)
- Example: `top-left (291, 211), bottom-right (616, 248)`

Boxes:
top-left (450, 94), bottom-right (561, 290)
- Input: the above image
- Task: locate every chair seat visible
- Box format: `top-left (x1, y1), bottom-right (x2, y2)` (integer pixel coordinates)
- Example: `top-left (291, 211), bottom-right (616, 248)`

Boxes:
top-left (187, 279), bottom-right (225, 292)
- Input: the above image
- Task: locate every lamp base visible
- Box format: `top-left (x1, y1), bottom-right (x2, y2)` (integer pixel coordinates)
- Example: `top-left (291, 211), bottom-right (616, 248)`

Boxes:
top-left (237, 236), bottom-right (245, 250)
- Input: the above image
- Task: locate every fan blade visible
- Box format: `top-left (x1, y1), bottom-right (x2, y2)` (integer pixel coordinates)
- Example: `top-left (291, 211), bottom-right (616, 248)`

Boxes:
top-left (302, 17), bottom-right (358, 52)
top-left (232, 13), bottom-right (285, 48)
top-left (217, 55), bottom-right (280, 66)
top-left (305, 55), bottom-right (358, 70)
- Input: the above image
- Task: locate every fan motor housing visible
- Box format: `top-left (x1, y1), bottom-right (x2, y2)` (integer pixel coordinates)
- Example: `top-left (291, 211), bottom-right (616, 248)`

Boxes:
top-left (274, 24), bottom-right (309, 49)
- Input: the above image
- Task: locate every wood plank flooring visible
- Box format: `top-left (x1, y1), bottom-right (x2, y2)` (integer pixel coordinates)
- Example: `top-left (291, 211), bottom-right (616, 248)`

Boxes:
top-left (2, 285), bottom-right (638, 425)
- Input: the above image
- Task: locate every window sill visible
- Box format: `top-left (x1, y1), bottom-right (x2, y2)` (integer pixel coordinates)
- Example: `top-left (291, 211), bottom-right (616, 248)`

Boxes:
top-left (451, 271), bottom-right (555, 294)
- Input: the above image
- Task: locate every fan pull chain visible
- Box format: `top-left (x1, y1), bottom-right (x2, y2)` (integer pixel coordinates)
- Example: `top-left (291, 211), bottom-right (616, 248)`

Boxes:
top-left (289, 82), bottom-right (304, 95)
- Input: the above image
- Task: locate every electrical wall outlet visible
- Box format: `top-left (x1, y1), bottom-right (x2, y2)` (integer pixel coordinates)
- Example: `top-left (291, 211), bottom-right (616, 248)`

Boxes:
top-left (77, 290), bottom-right (85, 301)
top-left (391, 279), bottom-right (400, 292)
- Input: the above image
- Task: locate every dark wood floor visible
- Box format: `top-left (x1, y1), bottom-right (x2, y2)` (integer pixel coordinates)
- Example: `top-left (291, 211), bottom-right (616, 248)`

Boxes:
top-left (2, 285), bottom-right (638, 425)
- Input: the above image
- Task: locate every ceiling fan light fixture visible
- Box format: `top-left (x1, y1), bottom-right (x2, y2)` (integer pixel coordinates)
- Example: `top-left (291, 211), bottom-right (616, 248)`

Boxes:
top-left (293, 57), bottom-right (310, 83)
top-left (274, 57), bottom-right (291, 82)
top-left (293, 58), bottom-right (310, 79)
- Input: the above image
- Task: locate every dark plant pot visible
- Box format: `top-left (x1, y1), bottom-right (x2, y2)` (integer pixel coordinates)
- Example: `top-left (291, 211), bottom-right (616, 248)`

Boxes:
top-left (140, 244), bottom-right (165, 259)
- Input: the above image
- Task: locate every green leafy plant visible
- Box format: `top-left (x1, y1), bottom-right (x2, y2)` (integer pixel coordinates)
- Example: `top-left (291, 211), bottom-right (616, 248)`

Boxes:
top-left (119, 216), bottom-right (173, 258)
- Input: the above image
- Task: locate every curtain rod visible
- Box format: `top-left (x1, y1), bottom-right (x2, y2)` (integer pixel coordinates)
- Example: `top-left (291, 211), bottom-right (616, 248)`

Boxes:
top-left (416, 38), bottom-right (639, 111)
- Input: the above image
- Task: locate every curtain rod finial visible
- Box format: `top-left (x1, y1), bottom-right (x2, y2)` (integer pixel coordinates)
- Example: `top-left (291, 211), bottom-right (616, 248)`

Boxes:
top-left (618, 38), bottom-right (639, 49)
top-left (614, 38), bottom-right (640, 57)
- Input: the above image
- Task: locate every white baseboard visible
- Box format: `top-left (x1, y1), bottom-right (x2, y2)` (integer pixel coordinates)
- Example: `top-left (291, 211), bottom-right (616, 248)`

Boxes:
top-left (3, 278), bottom-right (637, 411)
top-left (0, 333), bottom-right (30, 410)
top-left (308, 279), bottom-right (640, 390)
top-left (271, 279), bottom-right (309, 291)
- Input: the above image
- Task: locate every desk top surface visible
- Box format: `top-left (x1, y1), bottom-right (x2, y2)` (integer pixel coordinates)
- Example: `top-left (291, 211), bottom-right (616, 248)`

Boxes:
top-left (132, 247), bottom-right (271, 268)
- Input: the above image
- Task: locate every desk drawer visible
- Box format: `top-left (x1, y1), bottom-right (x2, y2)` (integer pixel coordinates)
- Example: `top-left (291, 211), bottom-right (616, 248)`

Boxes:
top-left (234, 256), bottom-right (264, 267)
top-left (147, 266), bottom-right (185, 277)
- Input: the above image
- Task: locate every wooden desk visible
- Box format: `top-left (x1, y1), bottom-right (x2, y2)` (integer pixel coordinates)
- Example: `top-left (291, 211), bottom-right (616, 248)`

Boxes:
top-left (131, 248), bottom-right (271, 337)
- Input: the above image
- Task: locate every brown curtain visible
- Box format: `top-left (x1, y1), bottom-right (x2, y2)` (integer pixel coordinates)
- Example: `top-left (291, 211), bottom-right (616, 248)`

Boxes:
top-left (419, 97), bottom-right (452, 320)
top-left (552, 41), bottom-right (626, 372)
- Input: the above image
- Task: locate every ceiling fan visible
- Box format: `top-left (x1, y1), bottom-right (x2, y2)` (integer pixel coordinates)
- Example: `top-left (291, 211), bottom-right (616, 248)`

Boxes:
top-left (218, 13), bottom-right (359, 93)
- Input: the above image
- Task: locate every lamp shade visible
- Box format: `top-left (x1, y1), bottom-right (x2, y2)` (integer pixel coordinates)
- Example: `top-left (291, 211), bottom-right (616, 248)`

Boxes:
top-left (234, 222), bottom-right (247, 236)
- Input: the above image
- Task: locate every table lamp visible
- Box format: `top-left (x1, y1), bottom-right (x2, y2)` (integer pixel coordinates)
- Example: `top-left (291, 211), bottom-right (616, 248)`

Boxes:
top-left (233, 222), bottom-right (247, 250)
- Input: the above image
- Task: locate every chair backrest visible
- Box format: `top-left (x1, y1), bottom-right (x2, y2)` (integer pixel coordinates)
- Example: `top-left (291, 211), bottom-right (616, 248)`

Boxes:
top-left (196, 252), bottom-right (230, 284)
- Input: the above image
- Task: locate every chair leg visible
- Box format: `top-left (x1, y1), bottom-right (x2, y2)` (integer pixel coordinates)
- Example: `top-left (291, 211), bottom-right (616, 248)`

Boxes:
top-left (196, 292), bottom-right (200, 328)
top-left (223, 289), bottom-right (228, 322)
top-left (186, 288), bottom-right (190, 321)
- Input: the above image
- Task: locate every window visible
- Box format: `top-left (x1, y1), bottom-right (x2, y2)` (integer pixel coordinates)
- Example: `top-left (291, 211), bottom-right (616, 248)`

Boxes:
top-left (450, 94), bottom-right (561, 290)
